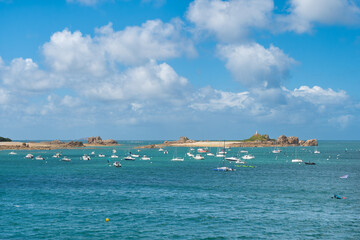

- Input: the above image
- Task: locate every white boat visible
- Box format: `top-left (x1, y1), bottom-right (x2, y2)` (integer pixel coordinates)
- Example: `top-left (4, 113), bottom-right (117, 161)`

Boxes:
top-left (225, 156), bottom-right (240, 161)
top-left (187, 152), bottom-right (194, 157)
top-left (124, 156), bottom-right (135, 161)
top-left (112, 149), bottom-right (117, 153)
top-left (158, 148), bottom-right (164, 152)
top-left (314, 150), bottom-right (320, 154)
top-left (110, 154), bottom-right (119, 158)
top-left (52, 153), bottom-right (61, 158)
top-left (207, 153), bottom-right (214, 156)
top-left (240, 150), bottom-right (248, 153)
top-left (216, 153), bottom-right (225, 157)
top-left (242, 154), bottom-right (255, 160)
top-left (190, 148), bottom-right (195, 151)
top-left (214, 166), bottom-right (236, 171)
top-left (131, 154), bottom-right (140, 158)
top-left (35, 156), bottom-right (45, 160)
top-left (113, 161), bottom-right (121, 167)
top-left (193, 154), bottom-right (204, 160)
top-left (292, 159), bottom-right (303, 163)
top-left (61, 157), bottom-right (71, 162)
top-left (25, 154), bottom-right (34, 159)
top-left (141, 155), bottom-right (150, 160)
top-left (82, 154), bottom-right (91, 161)
top-left (98, 154), bottom-right (105, 157)
top-left (9, 151), bottom-right (17, 155)
top-left (90, 151), bottom-right (95, 155)
top-left (235, 160), bottom-right (246, 164)
top-left (171, 157), bottom-right (184, 161)
top-left (272, 149), bottom-right (281, 154)
top-left (163, 150), bottom-right (168, 154)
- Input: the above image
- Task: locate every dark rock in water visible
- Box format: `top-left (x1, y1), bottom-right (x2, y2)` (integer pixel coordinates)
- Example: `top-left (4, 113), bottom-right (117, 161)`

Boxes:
top-left (287, 136), bottom-right (299, 145)
top-left (302, 139), bottom-right (318, 146)
top-left (277, 135), bottom-right (288, 144)
top-left (87, 136), bottom-right (103, 144)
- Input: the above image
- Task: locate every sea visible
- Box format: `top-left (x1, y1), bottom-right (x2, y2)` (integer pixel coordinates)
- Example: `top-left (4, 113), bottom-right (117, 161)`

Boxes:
top-left (0, 140), bottom-right (359, 239)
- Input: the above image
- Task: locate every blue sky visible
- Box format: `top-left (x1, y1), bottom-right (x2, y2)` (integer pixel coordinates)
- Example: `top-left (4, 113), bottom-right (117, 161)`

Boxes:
top-left (0, 0), bottom-right (359, 140)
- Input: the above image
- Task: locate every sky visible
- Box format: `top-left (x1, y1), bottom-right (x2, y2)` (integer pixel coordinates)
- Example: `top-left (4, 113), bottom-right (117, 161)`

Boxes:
top-left (0, 0), bottom-right (359, 140)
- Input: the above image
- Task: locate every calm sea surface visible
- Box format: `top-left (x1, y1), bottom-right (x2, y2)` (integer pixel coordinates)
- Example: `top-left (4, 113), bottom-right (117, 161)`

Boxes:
top-left (1, 140), bottom-right (359, 239)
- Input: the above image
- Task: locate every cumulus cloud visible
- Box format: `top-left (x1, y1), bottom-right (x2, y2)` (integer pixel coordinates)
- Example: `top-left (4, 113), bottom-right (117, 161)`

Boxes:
top-left (83, 60), bottom-right (189, 104)
top-left (278, 0), bottom-right (360, 33)
top-left (43, 20), bottom-right (196, 75)
top-left (186, 0), bottom-right (273, 42)
top-left (0, 57), bottom-right (60, 92)
top-left (289, 85), bottom-right (348, 105)
top-left (217, 43), bottom-right (296, 90)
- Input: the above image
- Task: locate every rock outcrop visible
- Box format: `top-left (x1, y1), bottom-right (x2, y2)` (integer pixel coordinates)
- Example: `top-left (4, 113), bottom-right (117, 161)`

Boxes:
top-left (287, 136), bottom-right (299, 145)
top-left (87, 136), bottom-right (118, 145)
top-left (302, 139), bottom-right (318, 146)
top-left (277, 135), bottom-right (288, 144)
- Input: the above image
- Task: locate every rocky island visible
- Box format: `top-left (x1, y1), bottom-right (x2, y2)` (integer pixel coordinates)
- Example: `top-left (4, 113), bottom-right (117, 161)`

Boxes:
top-left (0, 136), bottom-right (118, 150)
top-left (137, 133), bottom-right (318, 149)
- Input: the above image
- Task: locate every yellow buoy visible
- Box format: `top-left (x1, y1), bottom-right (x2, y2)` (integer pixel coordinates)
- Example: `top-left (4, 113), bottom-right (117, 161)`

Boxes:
top-left (106, 218), bottom-right (109, 222)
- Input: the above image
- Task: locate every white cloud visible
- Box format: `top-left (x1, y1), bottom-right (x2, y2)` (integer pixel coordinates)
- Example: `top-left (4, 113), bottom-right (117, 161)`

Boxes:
top-left (0, 87), bottom-right (9, 104)
top-left (0, 57), bottom-right (60, 92)
top-left (43, 20), bottom-right (196, 74)
top-left (217, 43), bottom-right (296, 90)
top-left (66, 0), bottom-right (101, 6)
top-left (83, 60), bottom-right (189, 103)
top-left (278, 0), bottom-right (360, 33)
top-left (289, 85), bottom-right (348, 105)
top-left (186, 0), bottom-right (273, 42)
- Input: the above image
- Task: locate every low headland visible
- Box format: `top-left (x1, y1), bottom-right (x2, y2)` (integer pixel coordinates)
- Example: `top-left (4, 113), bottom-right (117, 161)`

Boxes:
top-left (0, 136), bottom-right (119, 150)
top-left (137, 133), bottom-right (318, 149)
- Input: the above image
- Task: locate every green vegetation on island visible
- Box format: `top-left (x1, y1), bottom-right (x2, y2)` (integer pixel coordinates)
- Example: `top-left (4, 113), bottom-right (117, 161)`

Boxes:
top-left (243, 132), bottom-right (275, 142)
top-left (0, 136), bottom-right (12, 142)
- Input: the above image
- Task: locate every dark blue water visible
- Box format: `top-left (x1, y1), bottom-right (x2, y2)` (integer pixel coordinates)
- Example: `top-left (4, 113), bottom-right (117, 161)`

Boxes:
top-left (1, 141), bottom-right (359, 239)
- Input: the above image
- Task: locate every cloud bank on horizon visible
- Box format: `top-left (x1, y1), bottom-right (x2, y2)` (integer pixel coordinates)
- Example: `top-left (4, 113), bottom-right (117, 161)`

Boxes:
top-left (0, 0), bottom-right (359, 139)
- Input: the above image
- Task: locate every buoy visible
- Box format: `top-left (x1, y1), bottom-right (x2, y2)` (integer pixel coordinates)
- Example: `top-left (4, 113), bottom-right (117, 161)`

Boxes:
top-left (106, 218), bottom-right (109, 222)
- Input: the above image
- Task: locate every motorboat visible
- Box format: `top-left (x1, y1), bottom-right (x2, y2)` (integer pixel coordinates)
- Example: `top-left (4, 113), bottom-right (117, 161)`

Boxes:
top-left (9, 151), bottom-right (17, 155)
top-left (304, 161), bottom-right (315, 165)
top-left (82, 154), bottom-right (91, 161)
top-left (163, 150), bottom-right (168, 154)
top-left (141, 155), bottom-right (150, 160)
top-left (197, 148), bottom-right (209, 153)
top-left (124, 156), bottom-right (135, 161)
top-left (35, 156), bottom-right (45, 160)
top-left (90, 151), bottom-right (95, 155)
top-left (158, 148), bottom-right (164, 152)
top-left (193, 154), bottom-right (204, 160)
top-left (291, 159), bottom-right (303, 163)
top-left (216, 153), bottom-right (225, 157)
top-left (113, 161), bottom-right (121, 167)
top-left (112, 149), bottom-right (117, 153)
top-left (225, 157), bottom-right (240, 161)
top-left (171, 157), bottom-right (184, 161)
top-left (186, 152), bottom-right (194, 157)
top-left (242, 154), bottom-right (255, 160)
top-left (25, 154), bottom-right (34, 159)
top-left (240, 150), bottom-right (248, 153)
top-left (235, 160), bottom-right (246, 164)
top-left (98, 154), bottom-right (105, 157)
top-left (214, 167), bottom-right (236, 171)
top-left (52, 153), bottom-right (61, 158)
top-left (314, 150), bottom-right (320, 154)
top-left (110, 154), bottom-right (119, 158)
top-left (61, 157), bottom-right (71, 162)
top-left (131, 154), bottom-right (140, 158)
top-left (272, 149), bottom-right (281, 153)
top-left (207, 153), bottom-right (214, 156)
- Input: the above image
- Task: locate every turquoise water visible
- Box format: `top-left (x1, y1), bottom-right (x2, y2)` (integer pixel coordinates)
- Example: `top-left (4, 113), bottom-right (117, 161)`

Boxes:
top-left (1, 141), bottom-right (359, 239)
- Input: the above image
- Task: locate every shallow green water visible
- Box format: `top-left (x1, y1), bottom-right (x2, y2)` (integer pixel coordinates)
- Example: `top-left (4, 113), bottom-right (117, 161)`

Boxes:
top-left (1, 141), bottom-right (359, 239)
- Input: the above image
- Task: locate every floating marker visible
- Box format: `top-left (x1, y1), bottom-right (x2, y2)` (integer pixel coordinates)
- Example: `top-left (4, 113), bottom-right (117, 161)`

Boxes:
top-left (106, 218), bottom-right (109, 222)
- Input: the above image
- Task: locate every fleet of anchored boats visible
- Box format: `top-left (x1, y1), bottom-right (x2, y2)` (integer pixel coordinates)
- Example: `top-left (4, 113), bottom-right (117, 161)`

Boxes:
top-left (8, 145), bottom-right (322, 168)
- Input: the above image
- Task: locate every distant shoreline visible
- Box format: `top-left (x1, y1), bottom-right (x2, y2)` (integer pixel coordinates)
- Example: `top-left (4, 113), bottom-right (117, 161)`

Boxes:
top-left (0, 141), bottom-right (119, 151)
